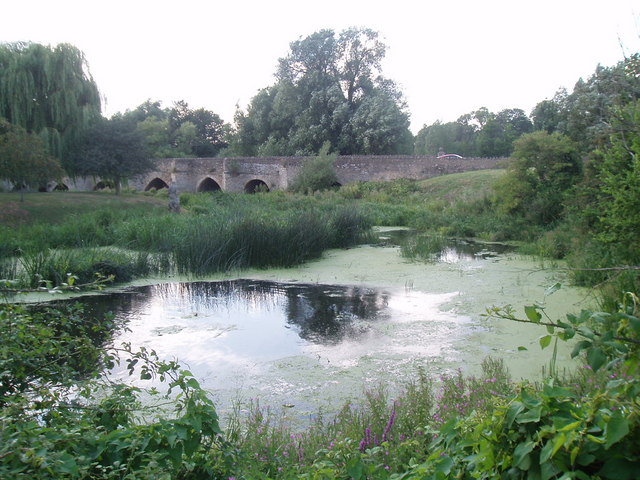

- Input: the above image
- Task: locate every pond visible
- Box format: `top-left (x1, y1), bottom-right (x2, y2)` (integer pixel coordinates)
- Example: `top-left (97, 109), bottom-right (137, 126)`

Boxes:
top-left (54, 229), bottom-right (592, 418)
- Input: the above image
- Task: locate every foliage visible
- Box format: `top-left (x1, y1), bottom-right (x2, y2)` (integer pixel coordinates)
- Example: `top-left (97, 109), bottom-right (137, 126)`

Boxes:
top-left (400, 234), bottom-right (448, 262)
top-left (0, 117), bottom-right (64, 193)
top-left (476, 108), bottom-right (533, 157)
top-left (413, 107), bottom-right (532, 157)
top-left (0, 305), bottom-right (227, 478)
top-left (488, 287), bottom-right (640, 375)
top-left (531, 54), bottom-right (640, 153)
top-left (228, 27), bottom-right (412, 156)
top-left (167, 99), bottom-right (230, 156)
top-left (289, 142), bottom-right (339, 193)
top-left (220, 358), bottom-right (512, 478)
top-left (589, 100), bottom-right (640, 259)
top-left (123, 99), bottom-right (230, 158)
top-left (399, 375), bottom-right (639, 480)
top-left (413, 118), bottom-right (477, 157)
top-left (70, 115), bottom-right (156, 194)
top-left (0, 302), bottom-right (113, 403)
top-left (0, 42), bottom-right (101, 167)
top-left (493, 131), bottom-right (581, 225)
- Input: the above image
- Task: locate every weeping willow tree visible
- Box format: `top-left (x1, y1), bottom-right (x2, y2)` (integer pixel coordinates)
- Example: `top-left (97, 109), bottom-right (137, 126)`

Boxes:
top-left (0, 42), bottom-right (101, 173)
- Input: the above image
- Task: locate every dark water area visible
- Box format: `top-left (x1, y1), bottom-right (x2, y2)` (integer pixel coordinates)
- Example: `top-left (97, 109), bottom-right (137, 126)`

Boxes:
top-left (70, 280), bottom-right (390, 347)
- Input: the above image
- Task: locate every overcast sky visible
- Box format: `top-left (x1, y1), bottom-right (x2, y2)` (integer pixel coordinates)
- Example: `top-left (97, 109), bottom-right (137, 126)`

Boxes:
top-left (3, 0), bottom-right (639, 133)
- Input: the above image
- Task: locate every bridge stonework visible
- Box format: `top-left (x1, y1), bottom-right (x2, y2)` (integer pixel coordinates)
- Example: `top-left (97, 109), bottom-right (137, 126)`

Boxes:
top-left (124, 155), bottom-right (504, 193)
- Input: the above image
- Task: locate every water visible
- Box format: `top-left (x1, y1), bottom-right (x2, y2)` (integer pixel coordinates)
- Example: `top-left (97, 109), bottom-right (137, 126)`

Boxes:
top-left (75, 279), bottom-right (468, 416)
top-left (47, 231), bottom-right (590, 417)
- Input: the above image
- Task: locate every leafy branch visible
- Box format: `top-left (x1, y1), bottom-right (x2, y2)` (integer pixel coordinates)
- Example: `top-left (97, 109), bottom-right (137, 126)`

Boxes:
top-left (485, 285), bottom-right (640, 373)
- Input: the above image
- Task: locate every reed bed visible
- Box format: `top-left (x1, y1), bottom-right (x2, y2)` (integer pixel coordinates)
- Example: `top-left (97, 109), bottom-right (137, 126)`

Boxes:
top-left (0, 192), bottom-right (372, 287)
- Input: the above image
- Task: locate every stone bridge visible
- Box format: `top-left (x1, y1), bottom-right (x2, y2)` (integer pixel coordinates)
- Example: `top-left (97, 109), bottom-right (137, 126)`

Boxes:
top-left (125, 155), bottom-right (504, 194)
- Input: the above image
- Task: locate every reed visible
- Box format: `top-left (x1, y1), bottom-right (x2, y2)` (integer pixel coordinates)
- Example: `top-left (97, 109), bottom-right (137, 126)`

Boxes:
top-left (400, 233), bottom-right (448, 262)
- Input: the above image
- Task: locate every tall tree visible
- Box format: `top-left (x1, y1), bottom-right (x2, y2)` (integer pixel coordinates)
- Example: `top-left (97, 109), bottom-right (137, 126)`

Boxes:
top-left (123, 100), bottom-right (228, 157)
top-left (229, 28), bottom-right (412, 156)
top-left (0, 42), bottom-right (101, 171)
top-left (582, 100), bottom-right (640, 260)
top-left (531, 54), bottom-right (640, 153)
top-left (70, 116), bottom-right (154, 195)
top-left (493, 131), bottom-right (581, 225)
top-left (476, 108), bottom-right (533, 156)
top-left (167, 101), bottom-right (229, 156)
top-left (0, 118), bottom-right (63, 198)
top-left (415, 107), bottom-right (531, 157)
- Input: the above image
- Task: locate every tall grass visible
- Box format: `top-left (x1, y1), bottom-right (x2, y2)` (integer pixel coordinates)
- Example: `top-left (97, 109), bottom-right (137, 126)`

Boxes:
top-left (400, 234), bottom-right (448, 262)
top-left (0, 192), bottom-right (372, 286)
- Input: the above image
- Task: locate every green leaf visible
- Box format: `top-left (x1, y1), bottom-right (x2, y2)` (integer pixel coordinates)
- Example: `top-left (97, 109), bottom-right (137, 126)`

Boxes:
top-left (539, 335), bottom-right (552, 350)
top-left (518, 346), bottom-right (528, 351)
top-left (513, 441), bottom-right (534, 469)
top-left (559, 327), bottom-right (575, 341)
top-left (627, 315), bottom-right (640, 333)
top-left (346, 457), bottom-right (364, 480)
top-left (539, 439), bottom-right (554, 464)
top-left (586, 347), bottom-right (606, 372)
top-left (543, 384), bottom-right (572, 399)
top-left (571, 340), bottom-right (592, 358)
top-left (577, 326), bottom-right (596, 340)
top-left (525, 305), bottom-right (542, 323)
top-left (605, 412), bottom-right (629, 449)
top-left (186, 377), bottom-right (200, 389)
top-left (517, 406), bottom-right (542, 424)
top-left (506, 401), bottom-right (525, 428)
top-left (551, 432), bottom-right (566, 457)
top-left (598, 458), bottom-right (638, 479)
top-left (435, 456), bottom-right (453, 475)
top-left (558, 421), bottom-right (581, 432)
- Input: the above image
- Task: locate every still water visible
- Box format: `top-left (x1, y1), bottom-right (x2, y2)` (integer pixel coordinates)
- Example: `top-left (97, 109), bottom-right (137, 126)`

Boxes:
top-left (55, 231), bottom-right (589, 417)
top-left (78, 279), bottom-right (468, 416)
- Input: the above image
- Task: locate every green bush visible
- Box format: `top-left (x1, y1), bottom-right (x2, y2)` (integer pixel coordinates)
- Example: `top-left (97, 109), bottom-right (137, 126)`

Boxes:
top-left (289, 143), bottom-right (339, 193)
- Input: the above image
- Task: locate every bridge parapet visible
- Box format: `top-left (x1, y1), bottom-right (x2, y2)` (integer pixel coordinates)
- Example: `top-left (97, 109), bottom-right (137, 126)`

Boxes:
top-left (116, 155), bottom-right (507, 194)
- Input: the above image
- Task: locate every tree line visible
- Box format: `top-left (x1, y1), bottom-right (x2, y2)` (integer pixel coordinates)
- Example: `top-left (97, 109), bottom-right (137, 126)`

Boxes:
top-left (0, 29), bottom-right (639, 194)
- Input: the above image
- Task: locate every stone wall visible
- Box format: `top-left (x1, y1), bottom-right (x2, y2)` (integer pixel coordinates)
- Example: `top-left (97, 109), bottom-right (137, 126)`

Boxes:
top-left (102, 155), bottom-right (506, 194)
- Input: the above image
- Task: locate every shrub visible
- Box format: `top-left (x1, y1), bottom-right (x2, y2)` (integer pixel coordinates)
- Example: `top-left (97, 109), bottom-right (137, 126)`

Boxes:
top-left (289, 142), bottom-right (339, 193)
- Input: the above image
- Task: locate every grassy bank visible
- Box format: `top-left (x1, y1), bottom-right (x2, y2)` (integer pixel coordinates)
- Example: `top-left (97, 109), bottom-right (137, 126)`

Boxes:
top-left (0, 190), bottom-right (372, 288)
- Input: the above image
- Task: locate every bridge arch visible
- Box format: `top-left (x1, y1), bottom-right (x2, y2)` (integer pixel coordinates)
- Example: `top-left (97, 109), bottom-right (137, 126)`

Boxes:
top-left (244, 179), bottom-right (270, 194)
top-left (145, 177), bottom-right (170, 191)
top-left (94, 180), bottom-right (114, 191)
top-left (197, 177), bottom-right (222, 192)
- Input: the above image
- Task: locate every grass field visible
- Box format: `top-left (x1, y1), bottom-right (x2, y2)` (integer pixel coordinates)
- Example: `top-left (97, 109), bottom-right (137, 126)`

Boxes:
top-left (418, 169), bottom-right (505, 203)
top-left (0, 191), bottom-right (167, 226)
top-left (0, 170), bottom-right (507, 227)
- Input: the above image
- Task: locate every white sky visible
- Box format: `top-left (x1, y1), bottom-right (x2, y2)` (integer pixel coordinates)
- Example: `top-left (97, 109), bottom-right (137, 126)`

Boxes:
top-left (3, 0), bottom-right (639, 133)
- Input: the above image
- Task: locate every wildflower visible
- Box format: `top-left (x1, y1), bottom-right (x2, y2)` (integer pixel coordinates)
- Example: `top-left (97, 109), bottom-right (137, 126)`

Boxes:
top-left (382, 403), bottom-right (397, 442)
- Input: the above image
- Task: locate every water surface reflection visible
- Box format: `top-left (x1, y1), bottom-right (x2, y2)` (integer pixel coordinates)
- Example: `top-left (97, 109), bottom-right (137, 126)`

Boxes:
top-left (69, 279), bottom-right (464, 414)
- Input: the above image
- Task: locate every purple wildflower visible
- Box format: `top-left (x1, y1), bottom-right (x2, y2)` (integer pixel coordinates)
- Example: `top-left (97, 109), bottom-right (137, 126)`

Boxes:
top-left (382, 402), bottom-right (397, 442)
